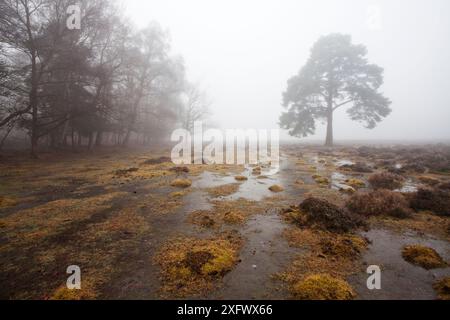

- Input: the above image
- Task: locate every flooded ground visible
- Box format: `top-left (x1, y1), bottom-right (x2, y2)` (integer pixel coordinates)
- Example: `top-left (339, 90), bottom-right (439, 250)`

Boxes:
top-left (0, 144), bottom-right (449, 300)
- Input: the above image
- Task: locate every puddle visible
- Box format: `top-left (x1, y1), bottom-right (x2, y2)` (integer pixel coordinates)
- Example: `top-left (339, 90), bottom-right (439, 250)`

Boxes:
top-left (336, 159), bottom-right (355, 167)
top-left (349, 229), bottom-right (450, 300)
top-left (209, 211), bottom-right (298, 300)
top-left (331, 172), bottom-right (351, 191)
top-left (395, 179), bottom-right (419, 193)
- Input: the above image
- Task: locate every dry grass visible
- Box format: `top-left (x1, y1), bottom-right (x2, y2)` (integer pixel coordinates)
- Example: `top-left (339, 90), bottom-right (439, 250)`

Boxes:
top-left (170, 179), bottom-right (192, 188)
top-left (346, 189), bottom-right (412, 218)
top-left (368, 172), bottom-right (404, 190)
top-left (402, 245), bottom-right (447, 270)
top-left (292, 274), bottom-right (355, 300)
top-left (205, 184), bottom-right (240, 197)
top-left (433, 277), bottom-right (450, 300)
top-left (0, 192), bottom-right (128, 247)
top-left (269, 185), bottom-right (284, 193)
top-left (277, 227), bottom-right (367, 299)
top-left (188, 198), bottom-right (263, 228)
top-left (154, 233), bottom-right (242, 297)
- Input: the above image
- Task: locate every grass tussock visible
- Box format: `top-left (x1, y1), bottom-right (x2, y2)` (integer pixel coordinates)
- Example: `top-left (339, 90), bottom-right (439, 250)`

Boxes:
top-left (170, 179), bottom-right (192, 188)
top-left (402, 245), bottom-right (447, 270)
top-left (206, 184), bottom-right (240, 197)
top-left (346, 189), bottom-right (412, 218)
top-left (292, 274), bottom-right (355, 300)
top-left (188, 198), bottom-right (262, 228)
top-left (345, 179), bottom-right (366, 189)
top-left (154, 234), bottom-right (242, 297)
top-left (234, 175), bottom-right (248, 181)
top-left (269, 185), bottom-right (284, 193)
top-left (288, 197), bottom-right (366, 233)
top-left (312, 175), bottom-right (329, 185)
top-left (433, 277), bottom-right (450, 300)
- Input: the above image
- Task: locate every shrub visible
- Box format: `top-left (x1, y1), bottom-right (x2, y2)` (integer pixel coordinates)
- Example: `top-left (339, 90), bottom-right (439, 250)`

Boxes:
top-left (346, 189), bottom-right (412, 218)
top-left (368, 172), bottom-right (404, 190)
top-left (298, 197), bottom-right (366, 233)
top-left (410, 188), bottom-right (450, 216)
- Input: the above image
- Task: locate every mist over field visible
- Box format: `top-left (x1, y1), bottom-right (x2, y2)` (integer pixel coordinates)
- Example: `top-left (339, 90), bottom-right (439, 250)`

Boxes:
top-left (124, 0), bottom-right (450, 142)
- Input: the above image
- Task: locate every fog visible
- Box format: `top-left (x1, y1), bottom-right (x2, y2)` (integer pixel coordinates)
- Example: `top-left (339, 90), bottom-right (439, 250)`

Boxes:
top-left (124, 0), bottom-right (450, 141)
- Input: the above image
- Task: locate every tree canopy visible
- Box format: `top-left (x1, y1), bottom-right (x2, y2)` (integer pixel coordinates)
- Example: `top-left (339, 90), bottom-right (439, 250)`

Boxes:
top-left (280, 33), bottom-right (391, 146)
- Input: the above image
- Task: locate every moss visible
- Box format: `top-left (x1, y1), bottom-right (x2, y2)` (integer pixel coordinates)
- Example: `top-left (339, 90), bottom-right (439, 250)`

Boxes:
top-left (313, 175), bottom-right (329, 185)
top-left (50, 285), bottom-right (97, 300)
top-left (155, 236), bottom-right (241, 296)
top-left (368, 172), bottom-right (404, 190)
top-left (0, 196), bottom-right (17, 209)
top-left (206, 184), bottom-right (240, 197)
top-left (252, 167), bottom-right (262, 175)
top-left (169, 166), bottom-right (190, 173)
top-left (433, 277), bottom-right (450, 300)
top-left (235, 175), bottom-right (248, 181)
top-left (402, 245), bottom-right (447, 270)
top-left (292, 274), bottom-right (355, 300)
top-left (269, 185), bottom-right (284, 193)
top-left (170, 179), bottom-right (192, 188)
top-left (113, 167), bottom-right (139, 176)
top-left (223, 211), bottom-right (245, 224)
top-left (345, 179), bottom-right (366, 189)
top-left (320, 235), bottom-right (368, 259)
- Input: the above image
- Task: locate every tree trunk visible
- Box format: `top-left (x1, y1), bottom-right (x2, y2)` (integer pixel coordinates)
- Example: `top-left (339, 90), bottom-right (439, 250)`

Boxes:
top-left (325, 110), bottom-right (334, 147)
top-left (95, 131), bottom-right (103, 147)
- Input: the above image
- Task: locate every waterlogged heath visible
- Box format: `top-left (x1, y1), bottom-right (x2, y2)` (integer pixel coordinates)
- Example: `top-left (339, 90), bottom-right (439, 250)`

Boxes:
top-left (171, 121), bottom-right (280, 170)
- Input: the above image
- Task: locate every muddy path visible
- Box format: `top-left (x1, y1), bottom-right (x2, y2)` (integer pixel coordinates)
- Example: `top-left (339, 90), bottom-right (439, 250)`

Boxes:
top-left (103, 156), bottom-right (304, 299)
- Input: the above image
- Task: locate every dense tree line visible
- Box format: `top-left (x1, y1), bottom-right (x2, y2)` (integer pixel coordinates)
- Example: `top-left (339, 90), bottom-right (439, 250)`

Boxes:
top-left (0, 0), bottom-right (208, 156)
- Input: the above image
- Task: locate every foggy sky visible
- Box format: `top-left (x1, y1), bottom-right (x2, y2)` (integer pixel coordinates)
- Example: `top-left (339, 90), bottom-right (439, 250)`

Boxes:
top-left (123, 0), bottom-right (450, 142)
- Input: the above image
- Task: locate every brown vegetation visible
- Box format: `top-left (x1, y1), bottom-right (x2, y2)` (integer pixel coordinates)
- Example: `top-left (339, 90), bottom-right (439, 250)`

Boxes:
top-left (346, 189), bottom-right (412, 218)
top-left (368, 172), bottom-right (404, 190)
top-left (402, 245), bottom-right (447, 270)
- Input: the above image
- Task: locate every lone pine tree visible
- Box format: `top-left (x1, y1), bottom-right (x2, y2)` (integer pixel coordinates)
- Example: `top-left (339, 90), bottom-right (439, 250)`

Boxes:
top-left (280, 34), bottom-right (391, 146)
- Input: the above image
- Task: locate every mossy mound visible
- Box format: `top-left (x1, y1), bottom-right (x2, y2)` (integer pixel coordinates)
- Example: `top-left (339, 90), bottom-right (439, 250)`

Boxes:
top-left (433, 277), bottom-right (450, 300)
top-left (402, 245), bottom-right (447, 270)
top-left (368, 172), bottom-right (404, 190)
top-left (346, 189), bottom-right (412, 218)
top-left (170, 166), bottom-right (190, 173)
top-left (320, 235), bottom-right (368, 259)
top-left (313, 175), bottom-right (329, 185)
top-left (50, 284), bottom-right (96, 300)
top-left (292, 274), bottom-right (355, 300)
top-left (113, 167), bottom-right (139, 176)
top-left (223, 211), bottom-right (245, 224)
top-left (269, 185), bottom-right (284, 193)
top-left (345, 179), bottom-right (366, 189)
top-left (298, 197), bottom-right (366, 233)
top-left (235, 175), bottom-right (248, 181)
top-left (170, 179), bottom-right (192, 188)
top-left (155, 236), bottom-right (241, 296)
top-left (410, 188), bottom-right (450, 216)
